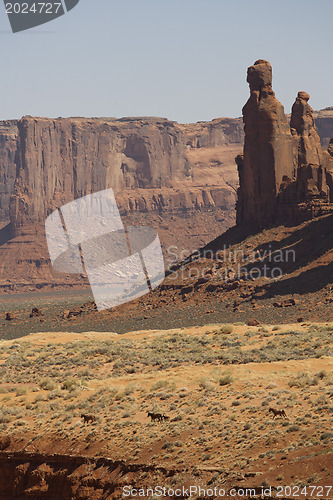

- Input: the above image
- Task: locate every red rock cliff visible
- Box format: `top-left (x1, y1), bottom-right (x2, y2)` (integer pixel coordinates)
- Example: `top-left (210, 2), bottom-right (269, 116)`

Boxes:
top-left (0, 121), bottom-right (17, 224)
top-left (236, 60), bottom-right (333, 229)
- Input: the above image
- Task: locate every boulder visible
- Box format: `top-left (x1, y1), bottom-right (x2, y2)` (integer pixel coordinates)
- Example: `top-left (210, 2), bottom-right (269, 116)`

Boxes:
top-left (247, 318), bottom-right (260, 326)
top-left (30, 307), bottom-right (43, 317)
top-left (273, 298), bottom-right (296, 308)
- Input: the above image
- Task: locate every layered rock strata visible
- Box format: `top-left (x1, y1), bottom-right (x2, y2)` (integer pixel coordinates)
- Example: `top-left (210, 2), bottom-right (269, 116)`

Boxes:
top-left (5, 116), bottom-right (243, 231)
top-left (236, 60), bottom-right (333, 229)
top-left (0, 121), bottom-right (17, 223)
top-left (0, 116), bottom-right (241, 290)
top-left (236, 59), bottom-right (295, 227)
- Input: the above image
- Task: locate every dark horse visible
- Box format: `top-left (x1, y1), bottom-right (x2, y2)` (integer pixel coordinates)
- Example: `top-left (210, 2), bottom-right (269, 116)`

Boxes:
top-left (81, 413), bottom-right (96, 424)
top-left (269, 407), bottom-right (287, 419)
top-left (147, 411), bottom-right (163, 422)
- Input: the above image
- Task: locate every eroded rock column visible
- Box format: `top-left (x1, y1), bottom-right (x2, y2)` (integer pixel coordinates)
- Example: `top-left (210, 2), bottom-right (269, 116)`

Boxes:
top-left (236, 59), bottom-right (295, 228)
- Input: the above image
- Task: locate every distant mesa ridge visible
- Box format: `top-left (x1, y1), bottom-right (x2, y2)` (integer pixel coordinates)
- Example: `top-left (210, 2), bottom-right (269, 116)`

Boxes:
top-left (0, 108), bottom-right (332, 227)
top-left (236, 59), bottom-right (333, 230)
top-left (4, 115), bottom-right (243, 231)
top-left (0, 114), bottom-right (245, 291)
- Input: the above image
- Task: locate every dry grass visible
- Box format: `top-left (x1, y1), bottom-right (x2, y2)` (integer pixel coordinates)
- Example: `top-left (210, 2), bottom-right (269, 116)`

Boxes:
top-left (0, 322), bottom-right (332, 488)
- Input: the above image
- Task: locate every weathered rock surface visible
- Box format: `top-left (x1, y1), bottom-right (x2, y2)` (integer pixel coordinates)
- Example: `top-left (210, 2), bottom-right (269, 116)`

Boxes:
top-left (237, 60), bottom-right (333, 229)
top-left (325, 138), bottom-right (333, 201)
top-left (10, 116), bottom-right (191, 227)
top-left (1, 112), bottom-right (332, 223)
top-left (0, 121), bottom-right (17, 223)
top-left (290, 91), bottom-right (324, 167)
top-left (328, 138), bottom-right (333, 157)
top-left (236, 59), bottom-right (295, 227)
top-left (313, 107), bottom-right (333, 149)
top-left (289, 91), bottom-right (330, 203)
top-left (7, 116), bottom-right (243, 230)
top-left (179, 117), bottom-right (244, 148)
top-left (0, 116), bottom-right (242, 291)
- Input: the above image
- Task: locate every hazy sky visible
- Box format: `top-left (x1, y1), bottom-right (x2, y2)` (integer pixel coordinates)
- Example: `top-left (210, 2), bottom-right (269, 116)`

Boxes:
top-left (1, 0), bottom-right (332, 123)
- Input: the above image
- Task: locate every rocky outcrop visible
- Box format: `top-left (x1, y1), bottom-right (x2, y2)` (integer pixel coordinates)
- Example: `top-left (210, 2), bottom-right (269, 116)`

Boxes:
top-left (236, 59), bottom-right (295, 227)
top-left (0, 117), bottom-right (241, 226)
top-left (313, 107), bottom-right (333, 149)
top-left (7, 116), bottom-right (244, 232)
top-left (0, 121), bottom-right (17, 223)
top-left (179, 117), bottom-right (244, 149)
top-left (325, 138), bottom-right (333, 202)
top-left (328, 138), bottom-right (333, 157)
top-left (289, 91), bottom-right (330, 203)
top-left (0, 96), bottom-right (332, 291)
top-left (290, 91), bottom-right (324, 167)
top-left (0, 111), bottom-right (332, 226)
top-left (1, 112), bottom-right (332, 226)
top-left (237, 60), bottom-right (333, 229)
top-left (0, 451), bottom-right (201, 500)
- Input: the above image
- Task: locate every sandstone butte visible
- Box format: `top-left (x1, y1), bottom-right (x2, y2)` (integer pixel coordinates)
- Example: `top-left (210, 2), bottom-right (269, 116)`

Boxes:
top-left (236, 59), bottom-right (333, 229)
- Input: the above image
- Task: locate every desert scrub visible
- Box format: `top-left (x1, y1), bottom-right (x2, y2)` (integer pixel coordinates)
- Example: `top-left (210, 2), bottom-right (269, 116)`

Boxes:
top-left (288, 373), bottom-right (319, 388)
top-left (14, 386), bottom-right (28, 397)
top-left (198, 378), bottom-right (215, 391)
top-left (39, 378), bottom-right (57, 391)
top-left (206, 406), bottom-right (222, 416)
top-left (150, 380), bottom-right (170, 391)
top-left (219, 371), bottom-right (233, 386)
top-left (215, 336), bottom-right (242, 348)
top-left (287, 424), bottom-right (300, 432)
top-left (61, 378), bottom-right (80, 392)
top-left (47, 389), bottom-right (63, 400)
top-left (217, 325), bottom-right (234, 335)
top-left (0, 411), bottom-right (11, 424)
top-left (123, 383), bottom-right (138, 395)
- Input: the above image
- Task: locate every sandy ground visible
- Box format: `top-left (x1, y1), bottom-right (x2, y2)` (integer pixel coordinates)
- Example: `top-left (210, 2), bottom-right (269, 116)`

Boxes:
top-left (0, 321), bottom-right (332, 498)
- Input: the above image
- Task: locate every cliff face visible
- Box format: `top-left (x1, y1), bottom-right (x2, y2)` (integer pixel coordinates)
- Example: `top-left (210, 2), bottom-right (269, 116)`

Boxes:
top-left (10, 116), bottom-right (192, 227)
top-left (179, 117), bottom-right (244, 148)
top-left (6, 116), bottom-right (245, 230)
top-left (0, 121), bottom-right (17, 224)
top-left (0, 115), bottom-right (243, 291)
top-left (313, 107), bottom-right (333, 149)
top-left (237, 60), bottom-right (333, 229)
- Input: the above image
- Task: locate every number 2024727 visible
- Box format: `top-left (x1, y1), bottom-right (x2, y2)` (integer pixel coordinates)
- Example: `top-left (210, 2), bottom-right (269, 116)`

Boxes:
top-left (5, 3), bottom-right (63, 15)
